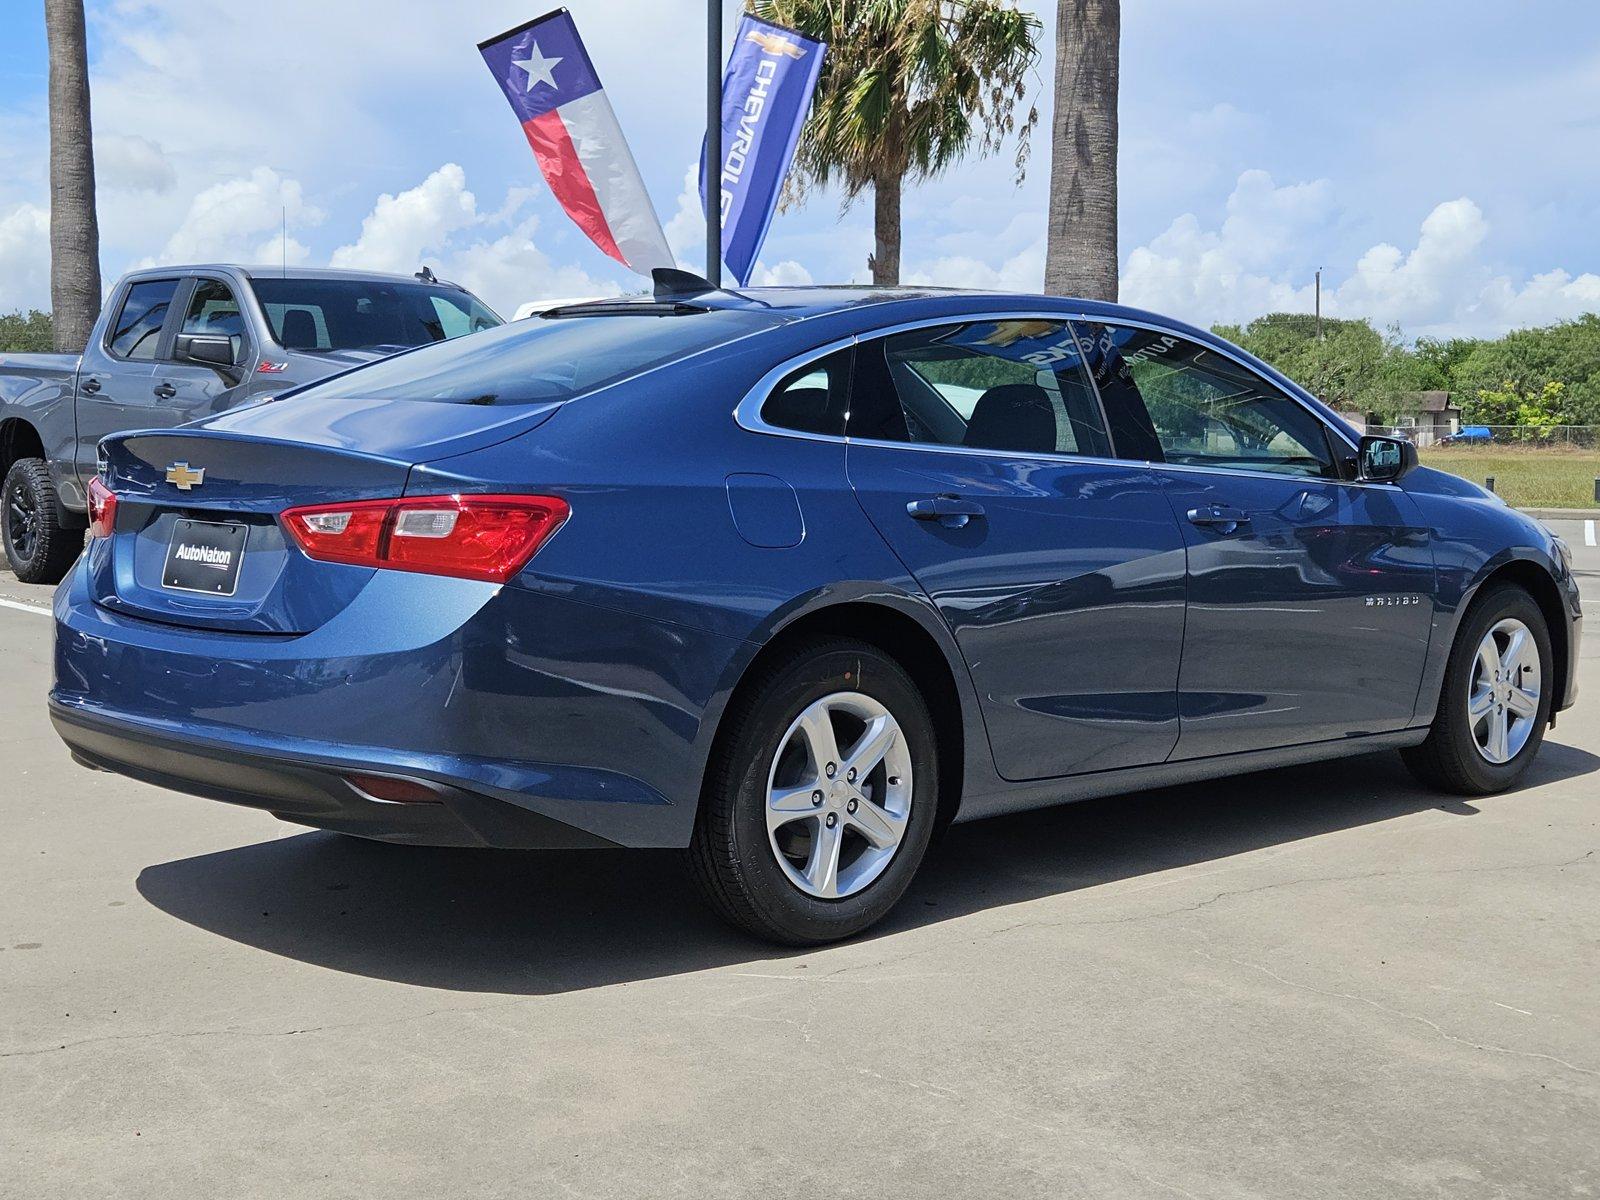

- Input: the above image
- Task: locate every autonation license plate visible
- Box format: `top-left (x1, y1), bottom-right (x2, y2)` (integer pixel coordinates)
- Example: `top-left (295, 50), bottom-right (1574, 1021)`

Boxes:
top-left (162, 519), bottom-right (248, 596)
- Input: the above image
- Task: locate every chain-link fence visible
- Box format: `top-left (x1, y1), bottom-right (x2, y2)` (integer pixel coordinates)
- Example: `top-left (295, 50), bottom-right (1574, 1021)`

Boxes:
top-left (1362, 424), bottom-right (1600, 449)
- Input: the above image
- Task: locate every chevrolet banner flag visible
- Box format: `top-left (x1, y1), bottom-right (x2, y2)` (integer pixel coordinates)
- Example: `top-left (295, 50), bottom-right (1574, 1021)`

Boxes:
top-left (701, 14), bottom-right (826, 285)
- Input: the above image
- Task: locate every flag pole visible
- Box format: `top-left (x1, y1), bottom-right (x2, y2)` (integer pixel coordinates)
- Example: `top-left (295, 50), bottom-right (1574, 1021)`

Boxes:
top-left (706, 0), bottom-right (722, 286)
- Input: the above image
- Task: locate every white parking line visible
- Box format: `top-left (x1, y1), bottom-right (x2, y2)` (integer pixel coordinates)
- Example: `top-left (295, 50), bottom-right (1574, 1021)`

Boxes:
top-left (0, 597), bottom-right (51, 618)
top-left (1586, 519), bottom-right (1596, 547)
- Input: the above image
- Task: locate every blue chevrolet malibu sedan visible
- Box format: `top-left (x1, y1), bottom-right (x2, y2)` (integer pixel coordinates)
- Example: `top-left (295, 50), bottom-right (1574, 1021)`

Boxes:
top-left (50, 284), bottom-right (1582, 944)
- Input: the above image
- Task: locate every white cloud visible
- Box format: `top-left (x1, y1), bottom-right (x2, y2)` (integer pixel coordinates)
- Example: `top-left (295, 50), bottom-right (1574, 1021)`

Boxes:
top-left (749, 260), bottom-right (813, 287)
top-left (146, 166), bottom-right (322, 266)
top-left (1119, 172), bottom-right (1600, 338)
top-left (0, 203), bottom-right (50, 312)
top-left (95, 134), bottom-right (176, 194)
top-left (442, 215), bottom-right (621, 316)
top-left (663, 161), bottom-right (707, 271)
top-left (330, 163), bottom-right (478, 275)
top-left (904, 236), bottom-right (1046, 293)
top-left (1119, 170), bottom-right (1329, 321)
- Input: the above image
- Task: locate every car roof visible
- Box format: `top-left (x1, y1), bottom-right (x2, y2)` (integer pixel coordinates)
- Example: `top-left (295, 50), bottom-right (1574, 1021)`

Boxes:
top-left (560, 284), bottom-right (1203, 331)
top-left (119, 264), bottom-right (472, 288)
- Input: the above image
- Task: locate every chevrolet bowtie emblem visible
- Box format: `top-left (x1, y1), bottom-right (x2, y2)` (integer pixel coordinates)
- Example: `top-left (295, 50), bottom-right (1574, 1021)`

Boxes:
top-left (746, 30), bottom-right (805, 59)
top-left (166, 462), bottom-right (205, 490)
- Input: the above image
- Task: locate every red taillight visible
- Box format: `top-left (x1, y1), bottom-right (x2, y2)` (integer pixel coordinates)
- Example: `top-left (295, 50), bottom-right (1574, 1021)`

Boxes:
top-left (279, 494), bottom-right (569, 584)
top-left (86, 476), bottom-right (118, 539)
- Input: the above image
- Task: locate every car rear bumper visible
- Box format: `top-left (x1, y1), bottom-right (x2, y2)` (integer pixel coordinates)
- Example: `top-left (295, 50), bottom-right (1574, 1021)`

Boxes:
top-left (50, 562), bottom-right (750, 848)
top-left (51, 700), bottom-right (619, 848)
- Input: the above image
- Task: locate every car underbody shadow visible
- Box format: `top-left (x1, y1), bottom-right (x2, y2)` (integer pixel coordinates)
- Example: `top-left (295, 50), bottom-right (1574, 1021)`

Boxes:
top-left (135, 740), bottom-right (1600, 996)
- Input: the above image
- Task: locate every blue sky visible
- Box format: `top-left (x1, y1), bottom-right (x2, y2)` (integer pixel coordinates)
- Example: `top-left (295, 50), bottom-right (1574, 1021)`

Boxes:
top-left (1, 0), bottom-right (1596, 337)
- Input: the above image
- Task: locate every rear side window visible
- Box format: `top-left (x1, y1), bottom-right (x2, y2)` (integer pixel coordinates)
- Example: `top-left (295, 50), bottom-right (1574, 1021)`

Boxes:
top-left (849, 320), bottom-right (1111, 458)
top-left (249, 278), bottom-right (502, 353)
top-left (293, 308), bottom-right (774, 406)
top-left (1074, 321), bottom-right (1336, 478)
top-left (759, 348), bottom-right (851, 436)
top-left (109, 279), bottom-right (178, 360)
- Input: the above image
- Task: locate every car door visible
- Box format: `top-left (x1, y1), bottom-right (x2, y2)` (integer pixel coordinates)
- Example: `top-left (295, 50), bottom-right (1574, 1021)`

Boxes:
top-left (73, 277), bottom-right (175, 483)
top-left (1072, 319), bottom-right (1435, 759)
top-left (150, 276), bottom-right (255, 424)
top-left (842, 317), bottom-right (1189, 781)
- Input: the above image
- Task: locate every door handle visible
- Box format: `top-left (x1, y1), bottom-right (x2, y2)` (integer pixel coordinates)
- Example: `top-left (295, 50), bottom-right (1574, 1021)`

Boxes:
top-left (906, 495), bottom-right (986, 528)
top-left (153, 382), bottom-right (177, 400)
top-left (1186, 504), bottom-right (1251, 534)
top-left (79, 377), bottom-right (101, 395)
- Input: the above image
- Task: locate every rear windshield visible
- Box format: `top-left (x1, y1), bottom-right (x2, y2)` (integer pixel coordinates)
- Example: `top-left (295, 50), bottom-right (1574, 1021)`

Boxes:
top-left (249, 278), bottom-right (502, 353)
top-left (291, 309), bottom-right (774, 405)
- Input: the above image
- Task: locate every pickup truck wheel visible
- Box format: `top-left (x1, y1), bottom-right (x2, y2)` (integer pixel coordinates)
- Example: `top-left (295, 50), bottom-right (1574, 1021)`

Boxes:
top-left (3, 458), bottom-right (83, 584)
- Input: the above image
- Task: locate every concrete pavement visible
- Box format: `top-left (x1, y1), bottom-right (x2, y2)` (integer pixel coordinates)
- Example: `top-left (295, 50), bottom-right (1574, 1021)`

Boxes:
top-left (2, 526), bottom-right (1596, 1199)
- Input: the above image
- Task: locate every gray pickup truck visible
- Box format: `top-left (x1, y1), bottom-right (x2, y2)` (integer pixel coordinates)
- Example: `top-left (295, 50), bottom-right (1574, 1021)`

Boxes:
top-left (0, 264), bottom-right (501, 582)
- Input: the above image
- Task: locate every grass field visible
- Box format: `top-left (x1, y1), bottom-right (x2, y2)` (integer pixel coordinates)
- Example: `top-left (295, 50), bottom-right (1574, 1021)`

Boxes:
top-left (1420, 446), bottom-right (1600, 509)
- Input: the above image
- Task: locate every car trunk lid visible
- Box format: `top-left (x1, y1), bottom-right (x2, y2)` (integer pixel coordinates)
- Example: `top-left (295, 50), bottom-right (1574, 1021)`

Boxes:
top-left (89, 399), bottom-right (559, 634)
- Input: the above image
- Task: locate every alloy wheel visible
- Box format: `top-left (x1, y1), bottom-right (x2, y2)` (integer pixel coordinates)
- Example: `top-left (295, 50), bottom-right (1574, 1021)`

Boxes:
top-left (6, 480), bottom-right (38, 562)
top-left (764, 691), bottom-right (913, 900)
top-left (1467, 617), bottom-right (1540, 765)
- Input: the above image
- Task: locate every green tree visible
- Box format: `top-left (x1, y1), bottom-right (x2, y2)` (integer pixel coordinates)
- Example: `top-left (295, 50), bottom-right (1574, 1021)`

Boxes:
top-left (1470, 380), bottom-right (1568, 432)
top-left (754, 0), bottom-right (1041, 285)
top-left (1044, 0), bottom-right (1119, 301)
top-left (1448, 315), bottom-right (1600, 426)
top-left (0, 310), bottom-right (55, 353)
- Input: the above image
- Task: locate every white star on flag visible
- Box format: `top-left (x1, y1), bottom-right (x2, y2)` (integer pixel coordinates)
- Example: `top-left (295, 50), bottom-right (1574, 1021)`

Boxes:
top-left (513, 42), bottom-right (562, 90)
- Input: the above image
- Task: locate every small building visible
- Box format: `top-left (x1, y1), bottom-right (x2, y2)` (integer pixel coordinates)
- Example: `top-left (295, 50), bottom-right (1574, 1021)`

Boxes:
top-left (1373, 392), bottom-right (1461, 445)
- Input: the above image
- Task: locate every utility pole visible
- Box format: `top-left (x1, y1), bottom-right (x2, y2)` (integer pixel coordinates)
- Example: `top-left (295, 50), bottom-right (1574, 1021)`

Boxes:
top-left (1315, 268), bottom-right (1323, 340)
top-left (705, 0), bottom-right (722, 286)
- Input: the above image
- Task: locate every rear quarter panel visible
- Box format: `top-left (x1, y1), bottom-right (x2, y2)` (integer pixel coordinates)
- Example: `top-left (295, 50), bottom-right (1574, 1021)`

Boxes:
top-left (407, 328), bottom-right (998, 822)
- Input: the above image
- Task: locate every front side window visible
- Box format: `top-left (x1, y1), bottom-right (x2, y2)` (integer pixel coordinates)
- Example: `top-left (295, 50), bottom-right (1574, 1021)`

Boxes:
top-left (108, 279), bottom-right (178, 360)
top-left (249, 278), bottom-right (502, 353)
top-left (179, 279), bottom-right (246, 360)
top-left (1073, 322), bottom-right (1335, 478)
top-left (849, 320), bottom-right (1111, 458)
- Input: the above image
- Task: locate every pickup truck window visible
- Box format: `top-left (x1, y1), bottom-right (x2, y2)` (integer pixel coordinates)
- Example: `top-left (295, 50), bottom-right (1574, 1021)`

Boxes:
top-left (249, 278), bottom-right (502, 354)
top-left (180, 280), bottom-right (247, 360)
top-left (109, 279), bottom-right (178, 360)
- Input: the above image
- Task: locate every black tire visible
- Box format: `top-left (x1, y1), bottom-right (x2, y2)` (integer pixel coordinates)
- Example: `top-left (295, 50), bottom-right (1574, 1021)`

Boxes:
top-left (1402, 583), bottom-right (1552, 795)
top-left (3, 458), bottom-right (83, 585)
top-left (688, 637), bottom-right (939, 945)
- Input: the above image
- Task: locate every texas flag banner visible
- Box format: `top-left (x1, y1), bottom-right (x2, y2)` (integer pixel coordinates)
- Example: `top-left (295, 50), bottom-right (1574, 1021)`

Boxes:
top-left (479, 10), bottom-right (673, 276)
top-left (701, 14), bottom-right (826, 285)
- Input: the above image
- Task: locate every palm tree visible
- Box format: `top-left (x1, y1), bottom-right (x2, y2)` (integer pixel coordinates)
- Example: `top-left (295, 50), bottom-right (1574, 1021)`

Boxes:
top-left (45, 0), bottom-right (101, 353)
top-left (753, 0), bottom-right (1040, 286)
top-left (1043, 0), bottom-right (1118, 301)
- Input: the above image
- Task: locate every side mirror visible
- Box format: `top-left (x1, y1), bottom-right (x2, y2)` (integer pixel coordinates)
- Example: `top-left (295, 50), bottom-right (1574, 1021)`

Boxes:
top-left (1358, 434), bottom-right (1418, 483)
top-left (174, 332), bottom-right (237, 369)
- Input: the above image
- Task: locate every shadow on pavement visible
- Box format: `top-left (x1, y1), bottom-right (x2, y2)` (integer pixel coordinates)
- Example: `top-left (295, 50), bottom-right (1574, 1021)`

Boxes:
top-left (136, 740), bottom-right (1600, 995)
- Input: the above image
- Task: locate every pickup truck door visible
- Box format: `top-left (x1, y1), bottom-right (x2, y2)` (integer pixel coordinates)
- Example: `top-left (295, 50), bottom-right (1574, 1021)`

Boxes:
top-left (73, 277), bottom-right (176, 482)
top-left (148, 277), bottom-right (255, 426)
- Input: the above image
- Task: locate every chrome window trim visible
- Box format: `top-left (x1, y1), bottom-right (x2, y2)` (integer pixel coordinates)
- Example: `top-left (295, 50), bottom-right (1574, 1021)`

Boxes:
top-left (730, 310), bottom-right (1389, 488)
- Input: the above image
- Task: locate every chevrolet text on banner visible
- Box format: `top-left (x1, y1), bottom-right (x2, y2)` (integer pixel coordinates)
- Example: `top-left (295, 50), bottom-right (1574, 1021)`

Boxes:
top-left (701, 14), bottom-right (826, 286)
top-left (479, 9), bottom-right (673, 276)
